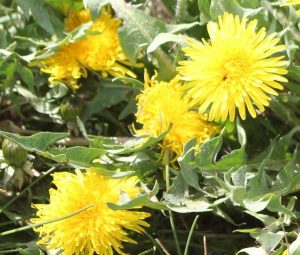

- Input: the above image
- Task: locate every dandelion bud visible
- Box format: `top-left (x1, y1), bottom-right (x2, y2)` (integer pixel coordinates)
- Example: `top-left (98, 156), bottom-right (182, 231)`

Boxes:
top-left (60, 96), bottom-right (85, 122)
top-left (2, 138), bottom-right (28, 167)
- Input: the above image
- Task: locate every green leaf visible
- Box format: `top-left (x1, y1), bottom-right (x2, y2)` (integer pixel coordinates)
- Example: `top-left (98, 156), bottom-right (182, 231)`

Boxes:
top-left (92, 167), bottom-right (135, 178)
top-left (111, 0), bottom-right (176, 80)
top-left (83, 0), bottom-right (109, 19)
top-left (243, 193), bottom-right (295, 217)
top-left (48, 147), bottom-right (105, 164)
top-left (119, 97), bottom-right (137, 120)
top-left (252, 231), bottom-right (284, 253)
top-left (164, 174), bottom-right (212, 213)
top-left (210, 0), bottom-right (262, 19)
top-left (165, 22), bottom-right (201, 33)
top-left (19, 247), bottom-right (43, 255)
top-left (178, 139), bottom-right (201, 190)
top-left (244, 211), bottom-right (277, 227)
top-left (1, 57), bottom-right (17, 89)
top-left (112, 77), bottom-right (143, 89)
top-left (198, 0), bottom-right (211, 24)
top-left (288, 235), bottom-right (300, 255)
top-left (45, 84), bottom-right (69, 99)
top-left (15, 0), bottom-right (30, 19)
top-left (270, 99), bottom-right (300, 127)
top-left (195, 135), bottom-right (223, 167)
top-left (147, 33), bottom-right (187, 54)
top-left (213, 148), bottom-right (245, 169)
top-left (108, 181), bottom-right (166, 210)
top-left (16, 85), bottom-right (59, 115)
top-left (19, 0), bottom-right (55, 34)
top-left (237, 247), bottom-right (268, 255)
top-left (269, 126), bottom-right (300, 160)
top-left (84, 84), bottom-right (130, 120)
top-left (17, 65), bottom-right (34, 90)
top-left (0, 131), bottom-right (68, 152)
top-left (231, 166), bottom-right (247, 186)
top-left (242, 195), bottom-right (272, 213)
top-left (237, 120), bottom-right (247, 146)
top-left (272, 146), bottom-right (300, 196)
top-left (105, 125), bottom-right (171, 154)
top-left (111, 0), bottom-right (166, 63)
top-left (0, 29), bottom-right (7, 48)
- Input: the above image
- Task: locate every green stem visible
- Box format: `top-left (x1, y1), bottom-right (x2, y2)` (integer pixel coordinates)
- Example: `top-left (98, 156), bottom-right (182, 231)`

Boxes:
top-left (184, 215), bottom-right (199, 255)
top-left (0, 167), bottom-right (55, 214)
top-left (165, 148), bottom-right (170, 189)
top-left (165, 148), bottom-right (182, 255)
top-left (144, 231), bottom-right (165, 255)
top-left (138, 248), bottom-right (155, 255)
top-left (0, 249), bottom-right (22, 254)
top-left (0, 220), bottom-right (15, 227)
top-left (0, 204), bottom-right (93, 236)
top-left (280, 222), bottom-right (290, 254)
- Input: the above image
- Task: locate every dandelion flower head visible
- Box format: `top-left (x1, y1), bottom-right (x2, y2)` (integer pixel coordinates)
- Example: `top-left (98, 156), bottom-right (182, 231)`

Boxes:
top-left (135, 70), bottom-right (219, 157)
top-left (281, 0), bottom-right (300, 15)
top-left (41, 8), bottom-right (135, 90)
top-left (31, 169), bottom-right (150, 255)
top-left (177, 13), bottom-right (288, 122)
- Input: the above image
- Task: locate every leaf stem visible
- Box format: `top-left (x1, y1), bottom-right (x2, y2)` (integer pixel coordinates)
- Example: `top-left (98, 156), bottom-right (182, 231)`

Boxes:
top-left (165, 148), bottom-right (170, 190)
top-left (165, 148), bottom-right (182, 255)
top-left (184, 215), bottom-right (199, 255)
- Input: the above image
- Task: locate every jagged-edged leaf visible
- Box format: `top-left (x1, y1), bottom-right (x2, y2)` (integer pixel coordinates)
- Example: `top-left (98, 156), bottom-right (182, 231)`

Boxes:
top-left (105, 125), bottom-right (171, 154)
top-left (0, 131), bottom-right (67, 152)
top-left (164, 174), bottom-right (212, 213)
top-left (48, 147), bottom-right (106, 164)
top-left (84, 84), bottom-right (130, 120)
top-left (210, 0), bottom-right (262, 19)
top-left (110, 0), bottom-right (176, 80)
top-left (108, 181), bottom-right (166, 210)
top-left (147, 33), bottom-right (187, 53)
top-left (178, 139), bottom-right (201, 190)
top-left (195, 135), bottom-right (223, 167)
top-left (17, 0), bottom-right (55, 34)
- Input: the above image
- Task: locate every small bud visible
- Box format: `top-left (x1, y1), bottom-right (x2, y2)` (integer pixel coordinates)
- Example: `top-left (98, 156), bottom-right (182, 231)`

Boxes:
top-left (2, 138), bottom-right (28, 167)
top-left (60, 96), bottom-right (85, 122)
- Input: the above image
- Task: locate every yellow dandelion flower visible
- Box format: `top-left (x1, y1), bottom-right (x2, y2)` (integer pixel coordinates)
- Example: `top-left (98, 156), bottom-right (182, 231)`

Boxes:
top-left (31, 169), bottom-right (150, 255)
top-left (281, 0), bottom-right (300, 14)
top-left (41, 8), bottom-right (135, 90)
top-left (177, 13), bottom-right (288, 122)
top-left (135, 70), bottom-right (219, 157)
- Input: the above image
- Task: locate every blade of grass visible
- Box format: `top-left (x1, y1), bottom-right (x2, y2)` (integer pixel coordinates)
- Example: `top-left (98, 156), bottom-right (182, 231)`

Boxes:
top-left (0, 204), bottom-right (93, 236)
top-left (165, 148), bottom-right (182, 255)
top-left (184, 215), bottom-right (199, 255)
top-left (144, 231), bottom-right (166, 255)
